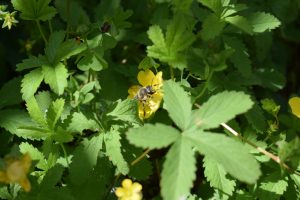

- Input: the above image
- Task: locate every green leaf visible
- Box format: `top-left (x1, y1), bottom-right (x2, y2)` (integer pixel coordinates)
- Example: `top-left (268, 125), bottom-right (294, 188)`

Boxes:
top-left (12, 0), bottom-right (56, 21)
top-left (278, 137), bottom-right (300, 169)
top-left (245, 103), bottom-right (267, 133)
top-left (257, 172), bottom-right (288, 200)
top-left (161, 137), bottom-right (196, 200)
top-left (0, 77), bottom-right (22, 109)
top-left (225, 15), bottom-right (253, 34)
top-left (16, 55), bottom-right (48, 71)
top-left (138, 56), bottom-right (159, 70)
top-left (203, 156), bottom-right (236, 195)
top-left (0, 187), bottom-right (11, 199)
top-left (261, 98), bottom-right (280, 117)
top-left (147, 25), bottom-right (168, 59)
top-left (126, 123), bottom-right (180, 149)
top-left (254, 68), bottom-right (286, 91)
top-left (40, 164), bottom-right (64, 189)
top-left (163, 80), bottom-right (192, 130)
top-left (52, 126), bottom-right (73, 143)
top-left (166, 14), bottom-right (196, 54)
top-left (45, 31), bottom-right (65, 64)
top-left (147, 14), bottom-right (195, 70)
top-left (55, 39), bottom-right (86, 62)
top-left (107, 99), bottom-right (141, 124)
top-left (46, 98), bottom-right (65, 130)
top-left (224, 36), bottom-right (252, 77)
top-left (0, 109), bottom-right (48, 140)
top-left (186, 132), bottom-right (261, 183)
top-left (201, 14), bottom-right (225, 41)
top-left (67, 112), bottom-right (99, 133)
top-left (19, 142), bottom-right (47, 170)
top-left (26, 96), bottom-right (48, 128)
top-left (78, 54), bottom-right (107, 71)
top-left (21, 68), bottom-right (44, 100)
top-left (248, 12), bottom-right (281, 33)
top-left (69, 134), bottom-right (103, 185)
top-left (198, 0), bottom-right (223, 14)
top-left (104, 130), bottom-right (129, 175)
top-left (42, 63), bottom-right (68, 95)
top-left (191, 91), bottom-right (253, 130)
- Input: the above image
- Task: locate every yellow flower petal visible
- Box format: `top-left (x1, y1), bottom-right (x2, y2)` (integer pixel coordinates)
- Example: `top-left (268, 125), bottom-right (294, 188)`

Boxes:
top-left (0, 171), bottom-right (9, 183)
top-left (289, 97), bottom-right (300, 118)
top-left (152, 71), bottom-right (163, 90)
top-left (137, 70), bottom-right (155, 87)
top-left (132, 183), bottom-right (142, 192)
top-left (128, 85), bottom-right (140, 99)
top-left (20, 178), bottom-right (31, 192)
top-left (115, 188), bottom-right (126, 197)
top-left (138, 103), bottom-right (153, 119)
top-left (122, 179), bottom-right (133, 188)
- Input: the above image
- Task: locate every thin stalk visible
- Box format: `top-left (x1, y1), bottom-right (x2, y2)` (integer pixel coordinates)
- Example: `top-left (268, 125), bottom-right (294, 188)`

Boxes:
top-left (66, 0), bottom-right (71, 39)
top-left (36, 20), bottom-right (47, 44)
top-left (105, 149), bottom-right (151, 199)
top-left (221, 122), bottom-right (300, 176)
top-left (193, 69), bottom-right (213, 103)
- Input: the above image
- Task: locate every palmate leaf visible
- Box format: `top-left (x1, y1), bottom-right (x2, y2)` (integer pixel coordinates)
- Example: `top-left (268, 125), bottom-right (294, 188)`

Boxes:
top-left (161, 137), bottom-right (196, 200)
top-left (203, 156), bottom-right (236, 196)
top-left (104, 130), bottom-right (129, 175)
top-left (186, 132), bottom-right (261, 183)
top-left (126, 123), bottom-right (180, 149)
top-left (163, 80), bottom-right (192, 130)
top-left (21, 68), bottom-right (44, 100)
top-left (12, 0), bottom-right (56, 21)
top-left (198, 0), bottom-right (223, 15)
top-left (19, 142), bottom-right (47, 170)
top-left (147, 14), bottom-right (195, 70)
top-left (191, 91), bottom-right (253, 130)
top-left (42, 63), bottom-right (68, 95)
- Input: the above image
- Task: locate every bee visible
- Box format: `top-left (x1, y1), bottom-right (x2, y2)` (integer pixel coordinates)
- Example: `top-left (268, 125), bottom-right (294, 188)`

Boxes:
top-left (134, 85), bottom-right (156, 102)
top-left (100, 21), bottom-right (111, 33)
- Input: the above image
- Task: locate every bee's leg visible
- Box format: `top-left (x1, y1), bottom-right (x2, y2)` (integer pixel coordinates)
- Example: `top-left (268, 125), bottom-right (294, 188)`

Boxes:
top-left (142, 101), bottom-right (146, 118)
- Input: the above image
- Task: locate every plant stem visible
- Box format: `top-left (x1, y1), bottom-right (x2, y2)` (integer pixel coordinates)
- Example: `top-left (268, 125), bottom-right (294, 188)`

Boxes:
top-left (193, 69), bottom-right (214, 103)
top-left (48, 20), bottom-right (53, 34)
top-left (36, 20), bottom-right (47, 44)
top-left (169, 66), bottom-right (174, 80)
top-left (131, 148), bottom-right (151, 166)
top-left (60, 143), bottom-right (70, 167)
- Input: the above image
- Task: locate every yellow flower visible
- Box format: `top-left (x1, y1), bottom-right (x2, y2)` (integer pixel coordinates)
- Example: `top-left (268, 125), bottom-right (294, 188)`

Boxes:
top-left (289, 97), bottom-right (300, 118)
top-left (115, 179), bottom-right (142, 200)
top-left (0, 153), bottom-right (32, 192)
top-left (128, 69), bottom-right (163, 119)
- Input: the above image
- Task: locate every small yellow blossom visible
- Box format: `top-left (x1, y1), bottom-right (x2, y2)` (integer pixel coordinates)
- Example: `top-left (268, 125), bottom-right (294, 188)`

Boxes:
top-left (0, 153), bottom-right (32, 192)
top-left (289, 97), bottom-right (300, 118)
top-left (128, 69), bottom-right (163, 119)
top-left (115, 179), bottom-right (142, 200)
top-left (2, 11), bottom-right (18, 30)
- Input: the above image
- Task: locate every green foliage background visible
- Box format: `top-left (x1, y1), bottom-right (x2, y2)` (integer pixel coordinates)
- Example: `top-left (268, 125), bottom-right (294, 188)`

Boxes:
top-left (0, 0), bottom-right (300, 199)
